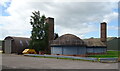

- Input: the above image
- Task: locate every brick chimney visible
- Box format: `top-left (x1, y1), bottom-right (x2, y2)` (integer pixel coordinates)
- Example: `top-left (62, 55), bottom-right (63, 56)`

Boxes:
top-left (100, 22), bottom-right (107, 42)
top-left (45, 17), bottom-right (54, 41)
top-left (45, 17), bottom-right (54, 53)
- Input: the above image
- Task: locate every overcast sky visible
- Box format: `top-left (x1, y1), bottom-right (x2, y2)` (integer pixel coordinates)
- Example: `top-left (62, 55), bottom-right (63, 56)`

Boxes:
top-left (0, 0), bottom-right (119, 40)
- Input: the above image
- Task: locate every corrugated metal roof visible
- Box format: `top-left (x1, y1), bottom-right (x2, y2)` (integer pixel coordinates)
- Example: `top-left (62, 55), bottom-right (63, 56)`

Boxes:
top-left (4, 36), bottom-right (31, 53)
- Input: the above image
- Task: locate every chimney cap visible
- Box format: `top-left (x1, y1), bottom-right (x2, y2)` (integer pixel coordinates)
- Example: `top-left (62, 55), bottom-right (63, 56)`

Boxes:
top-left (47, 17), bottom-right (54, 19)
top-left (101, 22), bottom-right (107, 24)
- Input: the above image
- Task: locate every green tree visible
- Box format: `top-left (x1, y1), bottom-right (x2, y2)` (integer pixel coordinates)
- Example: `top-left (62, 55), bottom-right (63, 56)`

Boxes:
top-left (29, 11), bottom-right (49, 53)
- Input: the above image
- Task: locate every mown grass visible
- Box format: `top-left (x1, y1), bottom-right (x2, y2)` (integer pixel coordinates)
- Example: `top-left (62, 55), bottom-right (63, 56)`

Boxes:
top-left (59, 58), bottom-right (96, 62)
top-left (28, 55), bottom-right (95, 62)
top-left (87, 51), bottom-right (120, 58)
top-left (24, 51), bottom-right (120, 62)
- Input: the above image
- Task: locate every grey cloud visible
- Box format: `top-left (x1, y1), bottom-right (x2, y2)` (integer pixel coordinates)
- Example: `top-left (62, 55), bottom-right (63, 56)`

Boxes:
top-left (0, 1), bottom-right (117, 39)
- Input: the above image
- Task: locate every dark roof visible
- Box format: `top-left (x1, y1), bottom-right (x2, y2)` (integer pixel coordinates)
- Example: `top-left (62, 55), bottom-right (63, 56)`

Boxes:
top-left (3, 36), bottom-right (31, 53)
top-left (4, 36), bottom-right (31, 41)
top-left (83, 38), bottom-right (106, 47)
top-left (50, 34), bottom-right (86, 46)
top-left (4, 36), bottom-right (31, 47)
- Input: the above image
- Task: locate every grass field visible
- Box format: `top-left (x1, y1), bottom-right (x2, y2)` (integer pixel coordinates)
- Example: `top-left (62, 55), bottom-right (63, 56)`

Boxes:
top-left (24, 51), bottom-right (120, 62)
top-left (27, 55), bottom-right (95, 62)
top-left (87, 51), bottom-right (120, 58)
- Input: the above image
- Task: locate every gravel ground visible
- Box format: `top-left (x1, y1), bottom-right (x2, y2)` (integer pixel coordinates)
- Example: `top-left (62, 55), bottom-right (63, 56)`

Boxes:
top-left (2, 54), bottom-right (118, 69)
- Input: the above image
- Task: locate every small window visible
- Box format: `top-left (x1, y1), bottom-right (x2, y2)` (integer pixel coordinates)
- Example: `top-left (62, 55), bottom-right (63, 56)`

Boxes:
top-left (26, 40), bottom-right (29, 46)
top-left (20, 40), bottom-right (23, 46)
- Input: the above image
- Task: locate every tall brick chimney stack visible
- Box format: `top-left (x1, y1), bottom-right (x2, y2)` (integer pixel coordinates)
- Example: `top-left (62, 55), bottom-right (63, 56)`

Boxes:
top-left (45, 17), bottom-right (54, 53)
top-left (100, 22), bottom-right (107, 42)
top-left (46, 17), bottom-right (54, 41)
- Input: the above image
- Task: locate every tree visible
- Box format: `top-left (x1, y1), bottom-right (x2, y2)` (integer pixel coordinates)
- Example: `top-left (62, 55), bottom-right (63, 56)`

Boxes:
top-left (54, 33), bottom-right (59, 40)
top-left (29, 11), bottom-right (49, 53)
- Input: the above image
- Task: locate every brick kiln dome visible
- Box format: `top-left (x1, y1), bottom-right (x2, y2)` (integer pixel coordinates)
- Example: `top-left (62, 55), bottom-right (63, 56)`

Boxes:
top-left (50, 34), bottom-right (86, 46)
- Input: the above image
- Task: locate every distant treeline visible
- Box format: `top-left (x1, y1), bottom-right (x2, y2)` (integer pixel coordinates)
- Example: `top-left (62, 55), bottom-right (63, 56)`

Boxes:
top-left (107, 38), bottom-right (119, 50)
top-left (0, 40), bottom-right (2, 46)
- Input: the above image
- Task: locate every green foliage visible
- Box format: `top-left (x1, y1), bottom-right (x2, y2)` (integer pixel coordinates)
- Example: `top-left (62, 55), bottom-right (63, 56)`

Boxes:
top-left (54, 33), bottom-right (59, 40)
top-left (0, 40), bottom-right (2, 46)
top-left (107, 38), bottom-right (119, 50)
top-left (29, 11), bottom-right (49, 53)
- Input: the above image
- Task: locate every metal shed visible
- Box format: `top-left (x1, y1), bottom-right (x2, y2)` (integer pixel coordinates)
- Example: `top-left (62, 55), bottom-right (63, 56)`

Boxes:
top-left (83, 38), bottom-right (107, 54)
top-left (50, 34), bottom-right (86, 56)
top-left (2, 36), bottom-right (31, 54)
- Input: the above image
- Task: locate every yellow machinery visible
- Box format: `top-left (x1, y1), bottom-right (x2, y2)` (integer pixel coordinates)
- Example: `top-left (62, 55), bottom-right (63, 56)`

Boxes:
top-left (22, 49), bottom-right (37, 54)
